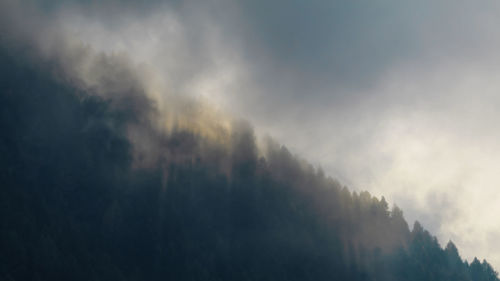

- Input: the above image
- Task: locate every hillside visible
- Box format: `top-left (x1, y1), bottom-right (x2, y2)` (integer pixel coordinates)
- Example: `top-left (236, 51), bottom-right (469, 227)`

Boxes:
top-left (0, 43), bottom-right (498, 281)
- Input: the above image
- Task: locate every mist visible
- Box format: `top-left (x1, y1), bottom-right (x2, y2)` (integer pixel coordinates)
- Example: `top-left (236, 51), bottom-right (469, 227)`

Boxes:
top-left (1, 0), bottom-right (500, 280)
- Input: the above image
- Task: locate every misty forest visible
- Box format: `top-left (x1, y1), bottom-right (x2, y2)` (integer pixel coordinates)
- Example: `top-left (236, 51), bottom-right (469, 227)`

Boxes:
top-left (1, 29), bottom-right (499, 281)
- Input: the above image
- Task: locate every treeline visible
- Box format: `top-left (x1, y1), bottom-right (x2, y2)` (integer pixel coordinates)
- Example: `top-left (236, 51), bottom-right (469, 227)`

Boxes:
top-left (0, 44), bottom-right (498, 281)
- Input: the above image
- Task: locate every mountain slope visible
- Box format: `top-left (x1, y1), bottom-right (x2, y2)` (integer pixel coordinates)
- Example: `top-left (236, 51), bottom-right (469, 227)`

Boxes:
top-left (0, 43), bottom-right (497, 281)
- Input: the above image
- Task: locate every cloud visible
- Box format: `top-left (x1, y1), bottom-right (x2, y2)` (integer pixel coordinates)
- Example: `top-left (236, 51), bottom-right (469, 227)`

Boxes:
top-left (4, 0), bottom-right (500, 270)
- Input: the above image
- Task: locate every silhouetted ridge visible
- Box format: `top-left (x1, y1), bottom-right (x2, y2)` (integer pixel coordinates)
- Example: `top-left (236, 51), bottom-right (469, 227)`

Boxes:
top-left (0, 44), bottom-right (497, 281)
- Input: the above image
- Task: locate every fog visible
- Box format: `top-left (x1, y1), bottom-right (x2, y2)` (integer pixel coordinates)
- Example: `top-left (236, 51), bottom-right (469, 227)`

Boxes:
top-left (3, 0), bottom-right (500, 269)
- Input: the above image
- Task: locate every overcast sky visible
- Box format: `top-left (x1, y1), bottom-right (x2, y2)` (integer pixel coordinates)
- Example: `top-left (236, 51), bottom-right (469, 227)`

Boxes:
top-left (4, 0), bottom-right (500, 268)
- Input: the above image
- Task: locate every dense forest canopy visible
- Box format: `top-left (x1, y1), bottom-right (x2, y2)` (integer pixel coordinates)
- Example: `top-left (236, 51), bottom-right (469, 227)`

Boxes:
top-left (0, 40), bottom-right (498, 281)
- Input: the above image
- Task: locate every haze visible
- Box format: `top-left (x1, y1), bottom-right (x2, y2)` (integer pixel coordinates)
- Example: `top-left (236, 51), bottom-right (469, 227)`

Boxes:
top-left (3, 0), bottom-right (500, 269)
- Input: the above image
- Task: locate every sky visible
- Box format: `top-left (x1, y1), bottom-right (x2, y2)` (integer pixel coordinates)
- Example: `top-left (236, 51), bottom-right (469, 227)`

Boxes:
top-left (3, 0), bottom-right (500, 268)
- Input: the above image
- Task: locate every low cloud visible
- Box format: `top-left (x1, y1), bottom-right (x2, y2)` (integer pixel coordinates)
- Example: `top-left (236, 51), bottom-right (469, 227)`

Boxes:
top-left (3, 0), bottom-right (500, 270)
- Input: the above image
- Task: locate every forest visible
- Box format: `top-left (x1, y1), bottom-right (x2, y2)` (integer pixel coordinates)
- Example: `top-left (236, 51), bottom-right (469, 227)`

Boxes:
top-left (0, 42), bottom-right (498, 281)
